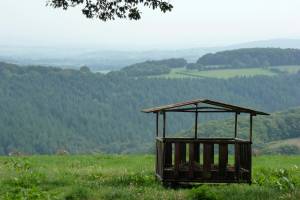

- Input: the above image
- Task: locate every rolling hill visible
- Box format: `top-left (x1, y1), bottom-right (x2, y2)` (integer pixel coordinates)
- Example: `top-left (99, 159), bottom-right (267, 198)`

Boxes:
top-left (0, 62), bottom-right (300, 154)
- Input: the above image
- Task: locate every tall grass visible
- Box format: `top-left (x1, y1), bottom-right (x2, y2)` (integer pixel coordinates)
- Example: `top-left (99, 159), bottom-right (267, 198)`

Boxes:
top-left (0, 155), bottom-right (299, 200)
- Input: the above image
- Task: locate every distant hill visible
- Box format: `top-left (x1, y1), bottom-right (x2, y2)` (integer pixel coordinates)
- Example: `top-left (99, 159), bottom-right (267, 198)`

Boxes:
top-left (121, 48), bottom-right (300, 77)
top-left (188, 48), bottom-right (300, 70)
top-left (1, 39), bottom-right (300, 70)
top-left (1, 62), bottom-right (300, 154)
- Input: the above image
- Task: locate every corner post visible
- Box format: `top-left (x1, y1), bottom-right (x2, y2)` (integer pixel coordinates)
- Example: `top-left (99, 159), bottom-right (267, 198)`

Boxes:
top-left (234, 112), bottom-right (238, 138)
top-left (194, 104), bottom-right (198, 139)
top-left (163, 111), bottom-right (166, 138)
top-left (156, 112), bottom-right (159, 137)
top-left (249, 114), bottom-right (253, 142)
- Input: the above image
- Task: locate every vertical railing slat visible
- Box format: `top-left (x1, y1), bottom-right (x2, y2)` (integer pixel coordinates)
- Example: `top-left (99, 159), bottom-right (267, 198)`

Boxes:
top-left (175, 142), bottom-right (180, 177)
top-left (164, 142), bottom-right (172, 167)
top-left (235, 142), bottom-right (241, 180)
top-left (219, 143), bottom-right (228, 177)
top-left (194, 143), bottom-right (200, 163)
top-left (203, 143), bottom-right (213, 179)
top-left (180, 142), bottom-right (186, 163)
top-left (189, 142), bottom-right (195, 178)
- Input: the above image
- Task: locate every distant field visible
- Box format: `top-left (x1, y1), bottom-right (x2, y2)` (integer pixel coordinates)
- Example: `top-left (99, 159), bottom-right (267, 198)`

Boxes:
top-left (260, 138), bottom-right (300, 154)
top-left (264, 138), bottom-right (300, 149)
top-left (0, 155), bottom-right (299, 200)
top-left (271, 65), bottom-right (300, 74)
top-left (151, 65), bottom-right (300, 79)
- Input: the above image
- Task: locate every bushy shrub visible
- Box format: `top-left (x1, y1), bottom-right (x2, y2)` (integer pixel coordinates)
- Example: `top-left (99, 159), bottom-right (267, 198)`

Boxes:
top-left (187, 185), bottom-right (217, 200)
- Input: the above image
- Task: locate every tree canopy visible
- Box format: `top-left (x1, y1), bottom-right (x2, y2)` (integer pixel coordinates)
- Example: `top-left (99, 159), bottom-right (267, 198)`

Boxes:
top-left (47, 0), bottom-right (173, 21)
top-left (1, 62), bottom-right (300, 154)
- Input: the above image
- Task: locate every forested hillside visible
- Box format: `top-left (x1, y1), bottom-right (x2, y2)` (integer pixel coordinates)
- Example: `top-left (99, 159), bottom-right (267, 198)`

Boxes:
top-left (183, 107), bottom-right (300, 153)
top-left (119, 48), bottom-right (300, 77)
top-left (1, 62), bottom-right (300, 154)
top-left (188, 48), bottom-right (300, 70)
top-left (121, 58), bottom-right (187, 76)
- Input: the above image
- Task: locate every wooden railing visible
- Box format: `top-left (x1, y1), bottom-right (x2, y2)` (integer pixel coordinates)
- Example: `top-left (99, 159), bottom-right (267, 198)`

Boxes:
top-left (156, 137), bottom-right (251, 183)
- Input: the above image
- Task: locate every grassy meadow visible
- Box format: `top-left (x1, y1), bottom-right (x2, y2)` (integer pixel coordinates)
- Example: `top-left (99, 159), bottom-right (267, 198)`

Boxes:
top-left (150, 65), bottom-right (300, 79)
top-left (0, 155), bottom-right (299, 200)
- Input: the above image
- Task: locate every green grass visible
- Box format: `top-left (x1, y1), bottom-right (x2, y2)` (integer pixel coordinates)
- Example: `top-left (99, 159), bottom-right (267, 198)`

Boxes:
top-left (271, 65), bottom-right (300, 74)
top-left (0, 155), bottom-right (299, 200)
top-left (151, 65), bottom-right (300, 79)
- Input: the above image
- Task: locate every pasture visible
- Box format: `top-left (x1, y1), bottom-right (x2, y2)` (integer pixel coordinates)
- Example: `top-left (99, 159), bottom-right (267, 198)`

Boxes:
top-left (151, 65), bottom-right (300, 79)
top-left (0, 155), bottom-right (299, 200)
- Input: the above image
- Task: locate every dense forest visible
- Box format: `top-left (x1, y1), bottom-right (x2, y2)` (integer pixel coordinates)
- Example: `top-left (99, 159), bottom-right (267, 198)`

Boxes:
top-left (188, 48), bottom-right (300, 70)
top-left (0, 62), bottom-right (300, 154)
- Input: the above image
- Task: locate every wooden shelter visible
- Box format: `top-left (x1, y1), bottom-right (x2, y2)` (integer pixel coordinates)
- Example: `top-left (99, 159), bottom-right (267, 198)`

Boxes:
top-left (142, 99), bottom-right (269, 184)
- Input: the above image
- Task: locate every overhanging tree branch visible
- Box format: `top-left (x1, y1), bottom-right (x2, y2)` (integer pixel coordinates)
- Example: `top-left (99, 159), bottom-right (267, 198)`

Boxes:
top-left (47, 0), bottom-right (173, 21)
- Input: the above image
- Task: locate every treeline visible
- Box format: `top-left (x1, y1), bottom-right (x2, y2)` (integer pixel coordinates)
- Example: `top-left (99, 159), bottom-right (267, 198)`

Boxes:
top-left (188, 48), bottom-right (300, 70)
top-left (1, 62), bottom-right (300, 154)
top-left (120, 48), bottom-right (300, 76)
top-left (121, 58), bottom-right (187, 76)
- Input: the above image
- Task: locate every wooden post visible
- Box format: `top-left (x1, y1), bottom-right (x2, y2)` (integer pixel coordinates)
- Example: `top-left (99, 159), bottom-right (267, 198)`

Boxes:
top-left (163, 112), bottom-right (166, 138)
top-left (219, 144), bottom-right (228, 176)
top-left (195, 104), bottom-right (198, 139)
top-left (249, 114), bottom-right (253, 142)
top-left (156, 112), bottom-right (159, 137)
top-left (203, 143), bottom-right (213, 179)
top-left (234, 112), bottom-right (238, 138)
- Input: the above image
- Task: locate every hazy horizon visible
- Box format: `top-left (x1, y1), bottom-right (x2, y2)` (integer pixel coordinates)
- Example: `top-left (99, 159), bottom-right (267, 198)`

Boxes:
top-left (1, 0), bottom-right (300, 50)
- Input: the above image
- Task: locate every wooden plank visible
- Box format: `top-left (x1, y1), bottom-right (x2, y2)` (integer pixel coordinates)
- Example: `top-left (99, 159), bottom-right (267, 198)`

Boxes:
top-left (164, 142), bottom-right (172, 167)
top-left (235, 143), bottom-right (241, 180)
top-left (194, 143), bottom-right (200, 163)
top-left (166, 110), bottom-right (235, 113)
top-left (156, 141), bottom-right (161, 175)
top-left (211, 144), bottom-right (214, 164)
top-left (159, 141), bottom-right (163, 177)
top-left (162, 137), bottom-right (242, 144)
top-left (189, 143), bottom-right (195, 178)
top-left (219, 144), bottom-right (228, 176)
top-left (180, 142), bottom-right (186, 163)
top-left (174, 142), bottom-right (181, 177)
top-left (249, 143), bottom-right (252, 183)
top-left (240, 144), bottom-right (244, 169)
top-left (203, 143), bottom-right (213, 179)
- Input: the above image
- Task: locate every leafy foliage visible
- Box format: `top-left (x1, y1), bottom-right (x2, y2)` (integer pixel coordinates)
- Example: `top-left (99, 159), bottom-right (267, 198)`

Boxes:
top-left (47, 0), bottom-right (173, 21)
top-left (253, 166), bottom-right (300, 192)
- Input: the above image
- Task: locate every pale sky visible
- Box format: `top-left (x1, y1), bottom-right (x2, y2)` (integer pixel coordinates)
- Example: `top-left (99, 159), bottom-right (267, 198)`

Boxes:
top-left (0, 0), bottom-right (300, 50)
